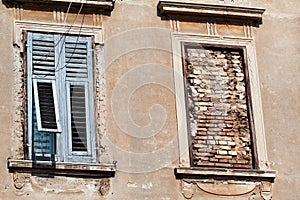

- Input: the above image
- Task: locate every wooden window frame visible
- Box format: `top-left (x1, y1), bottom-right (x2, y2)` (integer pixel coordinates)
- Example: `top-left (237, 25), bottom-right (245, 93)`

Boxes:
top-left (27, 32), bottom-right (96, 163)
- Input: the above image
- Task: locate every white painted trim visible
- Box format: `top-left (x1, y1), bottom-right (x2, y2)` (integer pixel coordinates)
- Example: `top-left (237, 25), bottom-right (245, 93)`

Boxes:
top-left (14, 20), bottom-right (103, 53)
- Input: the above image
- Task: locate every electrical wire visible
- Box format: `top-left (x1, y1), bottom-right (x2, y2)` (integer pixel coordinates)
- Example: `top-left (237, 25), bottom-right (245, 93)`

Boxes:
top-left (55, 3), bottom-right (85, 72)
top-left (33, 3), bottom-right (85, 79)
top-left (32, 2), bottom-right (72, 66)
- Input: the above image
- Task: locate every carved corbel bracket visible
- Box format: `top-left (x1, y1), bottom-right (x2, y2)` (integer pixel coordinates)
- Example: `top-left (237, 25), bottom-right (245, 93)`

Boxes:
top-left (260, 181), bottom-right (273, 200)
top-left (180, 179), bottom-right (274, 199)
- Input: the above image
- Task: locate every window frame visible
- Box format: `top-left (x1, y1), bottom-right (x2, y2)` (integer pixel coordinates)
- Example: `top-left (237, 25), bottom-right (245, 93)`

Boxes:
top-left (171, 33), bottom-right (269, 171)
top-left (27, 31), bottom-right (96, 163)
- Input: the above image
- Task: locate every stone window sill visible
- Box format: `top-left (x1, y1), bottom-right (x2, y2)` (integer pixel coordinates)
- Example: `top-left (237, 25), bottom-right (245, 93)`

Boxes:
top-left (8, 159), bottom-right (116, 178)
top-left (157, 0), bottom-right (265, 25)
top-left (175, 167), bottom-right (276, 182)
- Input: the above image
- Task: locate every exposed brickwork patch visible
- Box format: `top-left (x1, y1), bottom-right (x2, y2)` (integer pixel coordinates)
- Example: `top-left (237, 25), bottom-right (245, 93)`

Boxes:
top-left (184, 45), bottom-right (253, 169)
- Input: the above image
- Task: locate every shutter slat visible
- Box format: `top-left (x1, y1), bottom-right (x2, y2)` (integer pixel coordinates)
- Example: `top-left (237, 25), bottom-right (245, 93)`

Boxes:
top-left (66, 58), bottom-right (87, 64)
top-left (65, 49), bottom-right (87, 54)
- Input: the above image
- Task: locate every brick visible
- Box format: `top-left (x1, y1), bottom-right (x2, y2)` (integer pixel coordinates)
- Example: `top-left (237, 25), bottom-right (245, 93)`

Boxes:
top-left (219, 159), bottom-right (229, 163)
top-left (193, 144), bottom-right (207, 148)
top-left (200, 157), bottom-right (210, 161)
top-left (215, 163), bottom-right (233, 168)
top-left (217, 150), bottom-right (228, 155)
top-left (228, 151), bottom-right (238, 156)
top-left (228, 159), bottom-right (237, 164)
top-left (218, 141), bottom-right (228, 145)
top-left (196, 162), bottom-right (216, 166)
top-left (207, 140), bottom-right (216, 145)
top-left (219, 145), bottom-right (231, 150)
top-left (208, 128), bottom-right (221, 132)
top-left (210, 158), bottom-right (218, 162)
top-left (228, 141), bottom-right (236, 146)
top-left (233, 164), bottom-right (251, 169)
top-left (196, 131), bottom-right (207, 136)
top-left (215, 155), bottom-right (232, 159)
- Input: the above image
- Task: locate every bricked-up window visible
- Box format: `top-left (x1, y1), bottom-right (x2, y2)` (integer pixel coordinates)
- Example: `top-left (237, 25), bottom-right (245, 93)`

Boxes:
top-left (183, 45), bottom-right (254, 169)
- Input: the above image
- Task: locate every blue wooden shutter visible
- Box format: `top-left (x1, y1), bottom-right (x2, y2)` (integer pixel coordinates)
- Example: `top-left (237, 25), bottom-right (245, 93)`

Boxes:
top-left (28, 32), bottom-right (58, 161)
top-left (64, 35), bottom-right (95, 162)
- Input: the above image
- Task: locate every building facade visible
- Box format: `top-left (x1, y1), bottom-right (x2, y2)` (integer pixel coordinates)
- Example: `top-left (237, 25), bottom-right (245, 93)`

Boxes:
top-left (0, 0), bottom-right (299, 199)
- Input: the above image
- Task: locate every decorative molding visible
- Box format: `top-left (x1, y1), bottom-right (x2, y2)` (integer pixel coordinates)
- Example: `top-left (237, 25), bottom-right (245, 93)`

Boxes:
top-left (13, 173), bottom-right (27, 190)
top-left (93, 12), bottom-right (103, 27)
top-left (158, 0), bottom-right (265, 26)
top-left (13, 21), bottom-right (104, 51)
top-left (260, 181), bottom-right (273, 200)
top-left (196, 182), bottom-right (256, 196)
top-left (169, 17), bottom-right (179, 32)
top-left (181, 181), bottom-right (194, 199)
top-left (206, 20), bottom-right (217, 36)
top-left (244, 22), bottom-right (253, 38)
top-left (53, 8), bottom-right (65, 24)
top-left (180, 179), bottom-right (274, 199)
top-left (13, 3), bottom-right (23, 20)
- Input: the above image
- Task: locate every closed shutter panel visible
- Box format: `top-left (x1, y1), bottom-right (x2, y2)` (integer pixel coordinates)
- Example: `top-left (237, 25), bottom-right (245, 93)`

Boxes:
top-left (28, 32), bottom-right (58, 161)
top-left (65, 36), bottom-right (93, 156)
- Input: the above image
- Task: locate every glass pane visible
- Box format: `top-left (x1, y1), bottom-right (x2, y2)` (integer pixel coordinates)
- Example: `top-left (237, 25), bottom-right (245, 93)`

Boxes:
top-left (70, 85), bottom-right (88, 152)
top-left (32, 102), bottom-right (55, 161)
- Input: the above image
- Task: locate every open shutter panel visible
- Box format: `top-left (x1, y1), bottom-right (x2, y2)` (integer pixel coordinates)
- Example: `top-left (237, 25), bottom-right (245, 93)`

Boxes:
top-left (32, 33), bottom-right (55, 77)
top-left (33, 80), bottom-right (61, 132)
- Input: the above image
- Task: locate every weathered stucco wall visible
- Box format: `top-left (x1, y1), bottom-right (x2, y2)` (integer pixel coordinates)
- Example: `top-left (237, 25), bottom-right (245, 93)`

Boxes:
top-left (0, 0), bottom-right (299, 199)
top-left (252, 0), bottom-right (300, 199)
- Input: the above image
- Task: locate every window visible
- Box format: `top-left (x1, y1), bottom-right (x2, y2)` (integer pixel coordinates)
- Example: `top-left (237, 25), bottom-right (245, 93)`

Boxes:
top-left (172, 34), bottom-right (276, 180)
top-left (27, 32), bottom-right (96, 163)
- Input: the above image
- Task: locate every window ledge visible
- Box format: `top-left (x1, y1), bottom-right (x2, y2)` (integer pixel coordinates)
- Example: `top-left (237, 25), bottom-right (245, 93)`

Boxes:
top-left (157, 0), bottom-right (265, 25)
top-left (175, 167), bottom-right (276, 182)
top-left (8, 159), bottom-right (116, 178)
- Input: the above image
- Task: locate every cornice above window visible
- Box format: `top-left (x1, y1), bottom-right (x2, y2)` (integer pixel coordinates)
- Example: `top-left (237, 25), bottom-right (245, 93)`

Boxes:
top-left (4, 0), bottom-right (115, 11)
top-left (157, 0), bottom-right (265, 25)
